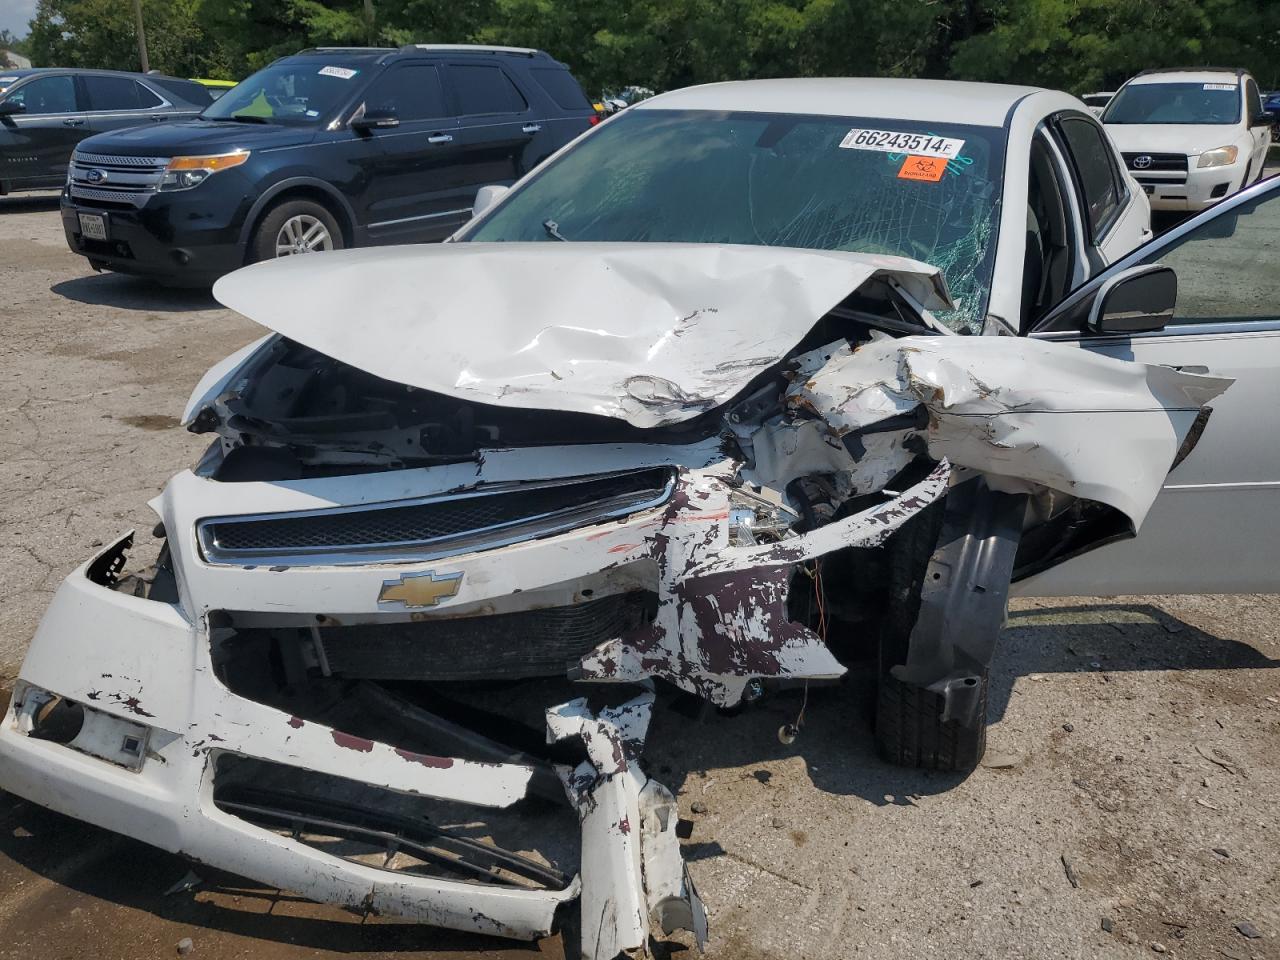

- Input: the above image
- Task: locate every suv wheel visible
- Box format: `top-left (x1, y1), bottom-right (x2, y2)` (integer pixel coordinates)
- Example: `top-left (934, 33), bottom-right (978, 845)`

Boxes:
top-left (252, 199), bottom-right (343, 262)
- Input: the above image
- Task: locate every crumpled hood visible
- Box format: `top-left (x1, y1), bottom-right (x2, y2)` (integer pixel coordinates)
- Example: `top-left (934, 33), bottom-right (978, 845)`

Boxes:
top-left (212, 242), bottom-right (951, 428)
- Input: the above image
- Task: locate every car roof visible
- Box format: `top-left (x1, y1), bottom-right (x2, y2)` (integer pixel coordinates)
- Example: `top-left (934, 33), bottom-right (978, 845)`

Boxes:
top-left (1129, 69), bottom-right (1245, 86)
top-left (634, 78), bottom-right (1046, 127)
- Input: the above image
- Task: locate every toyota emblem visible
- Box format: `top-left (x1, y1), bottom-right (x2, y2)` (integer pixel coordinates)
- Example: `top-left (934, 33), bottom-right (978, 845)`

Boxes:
top-left (85, 168), bottom-right (108, 184)
top-left (1133, 155), bottom-right (1153, 170)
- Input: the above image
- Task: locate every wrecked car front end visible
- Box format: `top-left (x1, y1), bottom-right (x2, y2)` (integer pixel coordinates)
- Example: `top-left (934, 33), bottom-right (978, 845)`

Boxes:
top-left (0, 243), bottom-right (1230, 955)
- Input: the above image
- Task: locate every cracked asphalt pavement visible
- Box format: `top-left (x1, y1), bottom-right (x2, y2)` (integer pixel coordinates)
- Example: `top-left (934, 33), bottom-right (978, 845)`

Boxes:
top-left (1, 192), bottom-right (1278, 960)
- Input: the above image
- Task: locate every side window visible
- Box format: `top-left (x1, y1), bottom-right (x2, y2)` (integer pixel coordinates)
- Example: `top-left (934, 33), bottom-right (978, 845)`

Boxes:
top-left (135, 82), bottom-right (164, 109)
top-left (1140, 189), bottom-right (1280, 326)
top-left (1244, 78), bottom-right (1262, 125)
top-left (5, 75), bottom-right (77, 114)
top-left (451, 64), bottom-right (528, 116)
top-left (360, 65), bottom-right (447, 122)
top-left (1057, 116), bottom-right (1125, 239)
top-left (84, 76), bottom-right (158, 111)
top-left (530, 67), bottom-right (590, 110)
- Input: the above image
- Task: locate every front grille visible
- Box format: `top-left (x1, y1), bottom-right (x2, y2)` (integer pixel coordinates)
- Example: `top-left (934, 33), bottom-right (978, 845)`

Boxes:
top-left (68, 152), bottom-right (169, 209)
top-left (198, 467), bottom-right (675, 566)
top-left (318, 590), bottom-right (656, 681)
top-left (1122, 152), bottom-right (1188, 172)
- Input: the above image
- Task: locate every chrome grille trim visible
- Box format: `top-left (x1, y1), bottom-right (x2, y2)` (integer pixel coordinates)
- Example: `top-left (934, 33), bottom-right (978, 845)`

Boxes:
top-left (69, 186), bottom-right (155, 205)
top-left (72, 152), bottom-right (169, 168)
top-left (69, 153), bottom-right (170, 208)
top-left (197, 468), bottom-right (677, 567)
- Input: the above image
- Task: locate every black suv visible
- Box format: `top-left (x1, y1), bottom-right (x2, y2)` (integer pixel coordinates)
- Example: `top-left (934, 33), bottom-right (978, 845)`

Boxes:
top-left (59, 46), bottom-right (598, 285)
top-left (0, 69), bottom-right (211, 194)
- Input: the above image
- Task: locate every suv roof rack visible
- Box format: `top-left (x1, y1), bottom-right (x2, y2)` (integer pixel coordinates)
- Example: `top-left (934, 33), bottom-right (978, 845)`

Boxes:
top-left (1134, 66), bottom-right (1247, 79)
top-left (294, 46), bottom-right (397, 55)
top-left (399, 43), bottom-right (539, 57)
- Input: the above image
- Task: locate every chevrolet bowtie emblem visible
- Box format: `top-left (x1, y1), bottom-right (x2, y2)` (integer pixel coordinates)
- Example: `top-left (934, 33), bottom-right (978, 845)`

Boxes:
top-left (377, 570), bottom-right (463, 608)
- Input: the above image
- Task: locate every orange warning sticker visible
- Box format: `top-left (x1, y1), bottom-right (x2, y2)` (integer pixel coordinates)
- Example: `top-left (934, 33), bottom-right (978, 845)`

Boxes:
top-left (898, 155), bottom-right (947, 182)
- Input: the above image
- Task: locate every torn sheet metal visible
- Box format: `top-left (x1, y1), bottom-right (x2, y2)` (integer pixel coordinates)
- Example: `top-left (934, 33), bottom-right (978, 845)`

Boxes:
top-left (212, 242), bottom-right (951, 427)
top-left (548, 692), bottom-right (706, 959)
top-left (776, 335), bottom-right (1232, 529)
top-left (580, 462), bottom-right (951, 705)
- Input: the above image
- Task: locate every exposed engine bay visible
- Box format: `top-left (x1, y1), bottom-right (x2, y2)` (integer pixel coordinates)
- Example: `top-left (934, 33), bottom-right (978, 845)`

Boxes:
top-left (0, 243), bottom-right (1231, 958)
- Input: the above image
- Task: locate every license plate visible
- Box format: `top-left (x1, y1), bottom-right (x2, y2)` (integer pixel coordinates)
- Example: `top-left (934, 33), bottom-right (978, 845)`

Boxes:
top-left (78, 213), bottom-right (107, 241)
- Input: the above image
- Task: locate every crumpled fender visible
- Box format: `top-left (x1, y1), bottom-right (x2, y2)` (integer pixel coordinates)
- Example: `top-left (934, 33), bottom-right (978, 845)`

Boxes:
top-left (783, 334), bottom-right (1233, 531)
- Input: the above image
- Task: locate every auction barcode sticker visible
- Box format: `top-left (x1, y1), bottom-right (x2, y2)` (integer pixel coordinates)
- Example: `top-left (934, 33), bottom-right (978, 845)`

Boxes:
top-left (840, 128), bottom-right (964, 159)
top-left (319, 66), bottom-right (359, 80)
top-left (1203, 83), bottom-right (1236, 91)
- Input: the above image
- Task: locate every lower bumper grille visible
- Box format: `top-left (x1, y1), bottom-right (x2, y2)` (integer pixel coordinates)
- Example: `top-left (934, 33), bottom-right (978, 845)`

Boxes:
top-left (318, 591), bottom-right (656, 681)
top-left (198, 467), bottom-right (676, 566)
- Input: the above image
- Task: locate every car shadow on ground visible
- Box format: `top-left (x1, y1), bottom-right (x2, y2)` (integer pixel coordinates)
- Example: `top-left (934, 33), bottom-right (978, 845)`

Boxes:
top-left (51, 273), bottom-right (218, 313)
top-left (644, 599), bottom-right (1279, 809)
top-left (0, 193), bottom-right (62, 215)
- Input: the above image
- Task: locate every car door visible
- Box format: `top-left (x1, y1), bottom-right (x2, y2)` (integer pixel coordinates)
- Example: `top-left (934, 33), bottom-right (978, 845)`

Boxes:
top-left (1018, 175), bottom-right (1280, 596)
top-left (443, 60), bottom-right (544, 209)
top-left (1051, 111), bottom-right (1151, 266)
top-left (351, 62), bottom-right (467, 243)
top-left (0, 73), bottom-right (84, 187)
top-left (78, 74), bottom-right (171, 138)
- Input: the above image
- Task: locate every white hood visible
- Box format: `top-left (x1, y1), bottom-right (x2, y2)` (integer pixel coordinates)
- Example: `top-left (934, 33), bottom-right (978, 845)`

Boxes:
top-left (1103, 123), bottom-right (1240, 156)
top-left (212, 242), bottom-right (951, 429)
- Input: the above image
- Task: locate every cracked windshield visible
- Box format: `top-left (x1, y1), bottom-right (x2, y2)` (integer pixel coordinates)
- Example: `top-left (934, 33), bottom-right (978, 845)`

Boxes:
top-left (467, 109), bottom-right (1005, 332)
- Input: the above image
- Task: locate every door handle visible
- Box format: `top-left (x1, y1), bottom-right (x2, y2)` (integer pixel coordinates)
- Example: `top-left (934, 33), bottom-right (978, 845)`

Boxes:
top-left (427, 133), bottom-right (453, 144)
top-left (62, 118), bottom-right (84, 127)
top-left (522, 123), bottom-right (542, 134)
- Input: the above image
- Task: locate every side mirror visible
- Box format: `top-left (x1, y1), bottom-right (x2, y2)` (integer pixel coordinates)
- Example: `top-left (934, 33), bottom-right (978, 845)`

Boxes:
top-left (472, 184), bottom-right (509, 219)
top-left (351, 108), bottom-right (398, 132)
top-left (1088, 264), bottom-right (1177, 334)
top-left (1253, 110), bottom-right (1276, 127)
top-left (0, 100), bottom-right (25, 117)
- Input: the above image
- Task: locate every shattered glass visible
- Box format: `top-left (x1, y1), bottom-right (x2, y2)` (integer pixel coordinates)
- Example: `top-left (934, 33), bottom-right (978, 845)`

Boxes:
top-left (466, 109), bottom-right (1005, 332)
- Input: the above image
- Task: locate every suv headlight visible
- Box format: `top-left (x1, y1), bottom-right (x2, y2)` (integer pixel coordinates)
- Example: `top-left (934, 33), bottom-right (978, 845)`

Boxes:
top-left (1196, 145), bottom-right (1239, 169)
top-left (160, 151), bottom-right (250, 191)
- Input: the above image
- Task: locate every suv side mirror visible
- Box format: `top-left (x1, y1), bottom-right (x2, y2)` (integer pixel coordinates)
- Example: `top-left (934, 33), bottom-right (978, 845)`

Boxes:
top-left (351, 108), bottom-right (398, 133)
top-left (1253, 109), bottom-right (1276, 127)
top-left (0, 100), bottom-right (25, 117)
top-left (1088, 264), bottom-right (1177, 334)
top-left (472, 184), bottom-right (509, 219)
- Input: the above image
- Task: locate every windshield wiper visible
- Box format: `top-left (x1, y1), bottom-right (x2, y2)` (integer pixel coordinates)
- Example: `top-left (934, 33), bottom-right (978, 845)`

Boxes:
top-left (542, 219), bottom-right (569, 241)
top-left (225, 114), bottom-right (271, 124)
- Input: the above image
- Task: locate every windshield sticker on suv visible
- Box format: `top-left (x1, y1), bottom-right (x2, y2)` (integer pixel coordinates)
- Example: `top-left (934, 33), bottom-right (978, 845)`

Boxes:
top-left (1203, 83), bottom-right (1236, 91)
top-left (898, 155), bottom-right (948, 182)
top-left (318, 66), bottom-right (359, 80)
top-left (840, 129), bottom-right (964, 159)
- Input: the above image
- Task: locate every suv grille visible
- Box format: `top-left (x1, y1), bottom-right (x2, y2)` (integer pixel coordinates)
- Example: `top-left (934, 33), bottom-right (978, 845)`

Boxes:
top-left (1123, 152), bottom-right (1189, 185)
top-left (68, 153), bottom-right (169, 208)
top-left (198, 467), bottom-right (676, 566)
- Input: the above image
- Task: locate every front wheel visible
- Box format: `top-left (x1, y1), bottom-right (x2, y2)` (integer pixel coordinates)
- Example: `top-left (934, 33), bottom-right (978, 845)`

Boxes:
top-left (251, 199), bottom-right (343, 263)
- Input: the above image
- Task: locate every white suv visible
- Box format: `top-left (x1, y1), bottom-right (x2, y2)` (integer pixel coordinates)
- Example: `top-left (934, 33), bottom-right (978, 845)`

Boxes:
top-left (1103, 68), bottom-right (1274, 211)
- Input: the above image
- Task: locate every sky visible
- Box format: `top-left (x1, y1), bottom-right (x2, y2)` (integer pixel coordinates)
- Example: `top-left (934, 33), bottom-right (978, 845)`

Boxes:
top-left (0, 0), bottom-right (38, 40)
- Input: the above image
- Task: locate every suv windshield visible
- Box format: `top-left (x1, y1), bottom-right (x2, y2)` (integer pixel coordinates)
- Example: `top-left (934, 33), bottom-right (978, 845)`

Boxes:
top-left (203, 61), bottom-right (364, 124)
top-left (1103, 82), bottom-right (1242, 125)
top-left (464, 109), bottom-right (1006, 332)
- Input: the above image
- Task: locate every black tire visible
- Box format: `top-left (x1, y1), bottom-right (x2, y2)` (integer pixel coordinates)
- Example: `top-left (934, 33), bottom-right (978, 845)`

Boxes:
top-left (874, 499), bottom-right (989, 772)
top-left (250, 198), bottom-right (343, 263)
